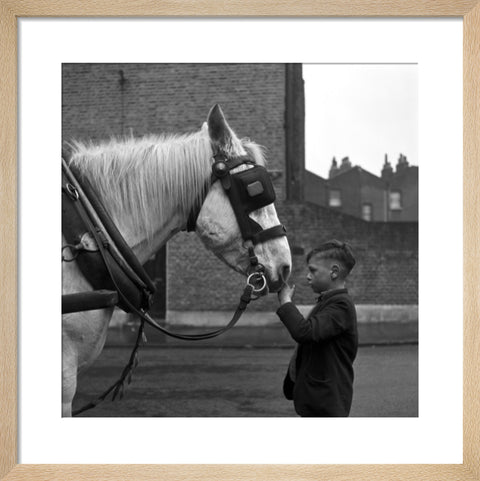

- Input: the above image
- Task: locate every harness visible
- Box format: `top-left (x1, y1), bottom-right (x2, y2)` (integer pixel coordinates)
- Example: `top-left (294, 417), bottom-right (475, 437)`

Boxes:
top-left (187, 152), bottom-right (287, 274)
top-left (62, 162), bottom-right (156, 314)
top-left (62, 151), bottom-right (287, 415)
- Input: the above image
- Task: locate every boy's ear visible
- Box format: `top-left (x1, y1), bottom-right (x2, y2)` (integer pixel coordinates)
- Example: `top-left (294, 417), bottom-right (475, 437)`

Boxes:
top-left (331, 264), bottom-right (340, 279)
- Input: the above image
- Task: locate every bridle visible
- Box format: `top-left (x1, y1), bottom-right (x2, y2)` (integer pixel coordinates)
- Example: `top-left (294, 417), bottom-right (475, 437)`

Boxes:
top-left (186, 151), bottom-right (287, 291)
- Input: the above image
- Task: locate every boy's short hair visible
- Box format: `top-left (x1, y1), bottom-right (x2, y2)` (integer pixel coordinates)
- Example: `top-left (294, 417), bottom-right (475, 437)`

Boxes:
top-left (307, 240), bottom-right (356, 278)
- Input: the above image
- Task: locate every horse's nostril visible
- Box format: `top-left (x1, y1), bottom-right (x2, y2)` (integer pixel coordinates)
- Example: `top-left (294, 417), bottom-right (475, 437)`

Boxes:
top-left (280, 264), bottom-right (291, 283)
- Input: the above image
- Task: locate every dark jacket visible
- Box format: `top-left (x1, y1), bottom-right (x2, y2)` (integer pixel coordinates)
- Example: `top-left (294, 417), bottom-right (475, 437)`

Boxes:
top-left (276, 288), bottom-right (358, 417)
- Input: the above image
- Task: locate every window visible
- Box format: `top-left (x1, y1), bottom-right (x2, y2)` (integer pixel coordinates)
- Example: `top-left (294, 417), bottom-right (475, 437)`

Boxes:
top-left (362, 203), bottom-right (372, 221)
top-left (329, 189), bottom-right (342, 207)
top-left (389, 190), bottom-right (402, 210)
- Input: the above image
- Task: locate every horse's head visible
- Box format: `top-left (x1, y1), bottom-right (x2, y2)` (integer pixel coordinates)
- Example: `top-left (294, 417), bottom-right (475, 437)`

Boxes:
top-left (195, 105), bottom-right (291, 293)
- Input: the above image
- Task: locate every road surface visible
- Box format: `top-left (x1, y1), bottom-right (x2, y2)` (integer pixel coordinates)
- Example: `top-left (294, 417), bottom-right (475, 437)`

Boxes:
top-left (73, 344), bottom-right (418, 417)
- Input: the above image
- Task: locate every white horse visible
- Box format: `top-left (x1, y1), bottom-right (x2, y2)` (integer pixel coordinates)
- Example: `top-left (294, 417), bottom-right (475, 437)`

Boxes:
top-left (62, 105), bottom-right (292, 416)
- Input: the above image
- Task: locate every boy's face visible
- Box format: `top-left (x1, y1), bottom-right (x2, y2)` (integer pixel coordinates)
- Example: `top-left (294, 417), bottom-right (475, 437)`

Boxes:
top-left (306, 254), bottom-right (337, 294)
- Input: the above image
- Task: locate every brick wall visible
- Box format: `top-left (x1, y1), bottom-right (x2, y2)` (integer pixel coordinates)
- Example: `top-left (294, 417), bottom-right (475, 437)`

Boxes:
top-left (167, 200), bottom-right (418, 312)
top-left (62, 63), bottom-right (286, 182)
top-left (280, 202), bottom-right (418, 307)
top-left (62, 63), bottom-right (418, 319)
top-left (304, 170), bottom-right (327, 206)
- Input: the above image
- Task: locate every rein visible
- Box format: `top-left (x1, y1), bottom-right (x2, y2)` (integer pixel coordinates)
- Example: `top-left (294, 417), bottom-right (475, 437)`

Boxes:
top-left (63, 158), bottom-right (267, 341)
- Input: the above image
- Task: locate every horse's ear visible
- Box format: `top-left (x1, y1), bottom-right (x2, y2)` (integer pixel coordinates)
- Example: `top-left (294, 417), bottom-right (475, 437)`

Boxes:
top-left (207, 104), bottom-right (233, 150)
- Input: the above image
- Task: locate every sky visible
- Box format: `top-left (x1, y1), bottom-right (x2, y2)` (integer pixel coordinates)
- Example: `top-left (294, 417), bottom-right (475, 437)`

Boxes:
top-left (303, 64), bottom-right (418, 179)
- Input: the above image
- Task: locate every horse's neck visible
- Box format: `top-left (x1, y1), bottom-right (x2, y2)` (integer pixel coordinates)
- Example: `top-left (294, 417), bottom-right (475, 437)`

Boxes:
top-left (106, 188), bottom-right (187, 265)
top-left (97, 145), bottom-right (208, 263)
top-left (126, 215), bottom-right (183, 264)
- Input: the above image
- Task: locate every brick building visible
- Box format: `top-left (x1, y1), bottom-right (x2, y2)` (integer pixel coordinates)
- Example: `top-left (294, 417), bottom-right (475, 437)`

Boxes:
top-left (62, 63), bottom-right (418, 328)
top-left (304, 155), bottom-right (418, 222)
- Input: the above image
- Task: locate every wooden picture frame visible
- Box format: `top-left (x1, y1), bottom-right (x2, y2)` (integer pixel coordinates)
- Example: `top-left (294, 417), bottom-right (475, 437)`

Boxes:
top-left (1, 1), bottom-right (478, 479)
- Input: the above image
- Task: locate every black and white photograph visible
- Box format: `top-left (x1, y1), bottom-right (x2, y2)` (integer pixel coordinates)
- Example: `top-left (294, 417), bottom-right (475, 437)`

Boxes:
top-left (1, 8), bottom-right (469, 478)
top-left (61, 62), bottom-right (418, 418)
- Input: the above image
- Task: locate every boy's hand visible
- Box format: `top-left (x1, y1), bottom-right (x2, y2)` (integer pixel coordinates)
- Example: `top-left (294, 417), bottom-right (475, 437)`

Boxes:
top-left (278, 284), bottom-right (295, 305)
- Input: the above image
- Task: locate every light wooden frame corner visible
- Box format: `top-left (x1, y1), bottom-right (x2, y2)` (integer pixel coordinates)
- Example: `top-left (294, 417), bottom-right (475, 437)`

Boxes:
top-left (1, 1), bottom-right (479, 480)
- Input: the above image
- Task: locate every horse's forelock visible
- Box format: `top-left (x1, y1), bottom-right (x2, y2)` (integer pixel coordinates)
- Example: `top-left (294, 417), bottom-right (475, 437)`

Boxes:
top-left (242, 139), bottom-right (267, 166)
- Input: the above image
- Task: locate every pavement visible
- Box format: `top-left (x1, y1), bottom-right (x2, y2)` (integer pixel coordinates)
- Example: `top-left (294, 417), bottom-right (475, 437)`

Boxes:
top-left (106, 321), bottom-right (418, 348)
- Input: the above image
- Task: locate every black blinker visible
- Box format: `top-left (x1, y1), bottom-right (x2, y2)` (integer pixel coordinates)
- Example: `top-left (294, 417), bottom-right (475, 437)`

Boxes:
top-left (188, 154), bottom-right (287, 246)
top-left (246, 181), bottom-right (264, 197)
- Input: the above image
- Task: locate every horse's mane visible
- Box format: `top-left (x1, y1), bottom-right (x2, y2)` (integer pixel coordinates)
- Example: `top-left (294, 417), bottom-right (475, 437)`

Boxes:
top-left (67, 127), bottom-right (266, 243)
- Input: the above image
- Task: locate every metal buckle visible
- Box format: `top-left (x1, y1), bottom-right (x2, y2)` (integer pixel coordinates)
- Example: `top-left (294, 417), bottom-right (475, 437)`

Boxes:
top-left (62, 244), bottom-right (79, 262)
top-left (212, 160), bottom-right (229, 178)
top-left (65, 183), bottom-right (79, 201)
top-left (246, 271), bottom-right (267, 294)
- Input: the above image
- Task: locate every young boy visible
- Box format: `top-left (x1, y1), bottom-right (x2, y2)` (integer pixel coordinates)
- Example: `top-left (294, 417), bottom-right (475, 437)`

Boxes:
top-left (276, 240), bottom-right (358, 417)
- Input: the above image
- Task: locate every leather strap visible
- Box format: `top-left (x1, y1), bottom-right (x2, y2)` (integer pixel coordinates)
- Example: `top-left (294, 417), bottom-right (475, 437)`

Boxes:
top-left (66, 161), bottom-right (156, 294)
top-left (251, 224), bottom-right (287, 245)
top-left (72, 276), bottom-right (255, 416)
top-left (62, 161), bottom-right (152, 312)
